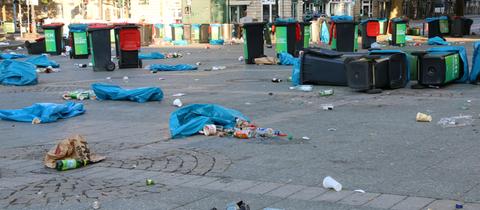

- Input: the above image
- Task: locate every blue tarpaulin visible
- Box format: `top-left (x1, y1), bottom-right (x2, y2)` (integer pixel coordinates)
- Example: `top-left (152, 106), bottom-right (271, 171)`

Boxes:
top-left (91, 83), bottom-right (164, 103)
top-left (369, 49), bottom-right (411, 82)
top-left (428, 36), bottom-right (449, 45)
top-left (209, 40), bottom-right (224, 45)
top-left (25, 55), bottom-right (60, 68)
top-left (0, 60), bottom-right (38, 86)
top-left (470, 42), bottom-right (480, 82)
top-left (427, 46), bottom-right (469, 83)
top-left (331, 16), bottom-right (353, 22)
top-left (0, 102), bottom-right (85, 123)
top-left (68, 24), bottom-right (88, 32)
top-left (148, 64), bottom-right (197, 72)
top-left (426, 16), bottom-right (448, 23)
top-left (275, 18), bottom-right (297, 23)
top-left (0, 53), bottom-right (27, 59)
top-left (139, 52), bottom-right (165, 60)
top-left (321, 21), bottom-right (330, 43)
top-left (291, 57), bottom-right (301, 86)
top-left (278, 52), bottom-right (297, 66)
top-left (169, 104), bottom-right (250, 138)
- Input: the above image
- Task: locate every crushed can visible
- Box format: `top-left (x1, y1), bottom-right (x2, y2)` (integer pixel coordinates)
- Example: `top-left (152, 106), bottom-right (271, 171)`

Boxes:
top-left (234, 130), bottom-right (255, 139)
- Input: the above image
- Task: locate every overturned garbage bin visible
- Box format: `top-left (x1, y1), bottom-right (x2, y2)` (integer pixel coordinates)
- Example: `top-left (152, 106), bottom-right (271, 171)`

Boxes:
top-left (346, 50), bottom-right (408, 93)
top-left (199, 24), bottom-right (210, 43)
top-left (87, 25), bottom-right (115, 71)
top-left (42, 23), bottom-right (64, 55)
top-left (329, 16), bottom-right (358, 52)
top-left (360, 19), bottom-right (380, 49)
top-left (411, 49), bottom-right (463, 88)
top-left (390, 18), bottom-right (407, 46)
top-left (242, 22), bottom-right (265, 64)
top-left (117, 24), bottom-right (142, 69)
top-left (25, 37), bottom-right (46, 54)
top-left (274, 19), bottom-right (297, 56)
top-left (68, 23), bottom-right (89, 59)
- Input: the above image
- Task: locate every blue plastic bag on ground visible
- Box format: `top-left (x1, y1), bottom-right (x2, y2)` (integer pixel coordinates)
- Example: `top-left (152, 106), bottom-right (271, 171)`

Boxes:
top-left (209, 40), bottom-right (224, 45)
top-left (428, 36), bottom-right (449, 45)
top-left (148, 64), bottom-right (197, 72)
top-left (0, 60), bottom-right (38, 86)
top-left (25, 55), bottom-right (59, 68)
top-left (91, 83), bottom-right (164, 103)
top-left (139, 52), bottom-right (165, 60)
top-left (278, 53), bottom-right (297, 66)
top-left (170, 104), bottom-right (250, 138)
top-left (321, 21), bottom-right (330, 43)
top-left (471, 42), bottom-right (480, 82)
top-left (0, 102), bottom-right (85, 123)
top-left (427, 46), bottom-right (469, 83)
top-left (291, 58), bottom-right (301, 86)
top-left (0, 53), bottom-right (27, 59)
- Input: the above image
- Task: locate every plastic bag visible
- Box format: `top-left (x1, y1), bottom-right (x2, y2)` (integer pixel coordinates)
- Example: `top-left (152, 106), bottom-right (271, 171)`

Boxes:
top-left (148, 64), bottom-right (198, 72)
top-left (437, 115), bottom-right (474, 128)
top-left (470, 42), bottom-right (480, 82)
top-left (0, 60), bottom-right (38, 86)
top-left (91, 83), bottom-right (163, 103)
top-left (0, 53), bottom-right (27, 59)
top-left (139, 52), bottom-right (165, 60)
top-left (44, 134), bottom-right (105, 168)
top-left (278, 53), bottom-right (297, 66)
top-left (428, 36), bottom-right (449, 45)
top-left (25, 55), bottom-right (60, 68)
top-left (0, 102), bottom-right (85, 123)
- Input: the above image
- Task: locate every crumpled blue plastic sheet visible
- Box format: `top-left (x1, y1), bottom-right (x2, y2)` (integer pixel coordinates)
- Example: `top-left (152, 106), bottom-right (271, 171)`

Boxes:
top-left (427, 46), bottom-right (469, 83)
top-left (209, 40), bottom-right (224, 45)
top-left (331, 16), bottom-right (353, 22)
top-left (291, 57), bottom-right (301, 86)
top-left (0, 60), bottom-right (38, 86)
top-left (148, 64), bottom-right (197, 72)
top-left (428, 36), bottom-right (449, 45)
top-left (470, 42), bottom-right (480, 82)
top-left (169, 104), bottom-right (250, 138)
top-left (91, 83), bottom-right (164, 103)
top-left (0, 53), bottom-right (27, 59)
top-left (139, 52), bottom-right (165, 60)
top-left (25, 55), bottom-right (60, 68)
top-left (278, 52), bottom-right (297, 65)
top-left (321, 21), bottom-right (330, 43)
top-left (0, 102), bottom-right (85, 123)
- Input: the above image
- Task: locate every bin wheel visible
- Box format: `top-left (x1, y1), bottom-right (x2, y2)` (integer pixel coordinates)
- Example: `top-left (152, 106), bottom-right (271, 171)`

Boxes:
top-left (411, 83), bottom-right (426, 89)
top-left (139, 60), bottom-right (143, 68)
top-left (106, 62), bottom-right (116, 71)
top-left (366, 88), bottom-right (382, 94)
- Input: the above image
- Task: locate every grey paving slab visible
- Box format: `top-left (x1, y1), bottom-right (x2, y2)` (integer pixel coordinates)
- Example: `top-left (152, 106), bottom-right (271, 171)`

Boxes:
top-left (180, 176), bottom-right (219, 188)
top-left (312, 190), bottom-right (355, 203)
top-left (267, 198), bottom-right (384, 210)
top-left (339, 192), bottom-right (380, 206)
top-left (243, 182), bottom-right (284, 195)
top-left (390, 196), bottom-right (435, 210)
top-left (364, 194), bottom-right (406, 209)
top-left (221, 179), bottom-right (260, 193)
top-left (424, 199), bottom-right (459, 210)
top-left (265, 184), bottom-right (306, 198)
top-left (288, 186), bottom-right (328, 200)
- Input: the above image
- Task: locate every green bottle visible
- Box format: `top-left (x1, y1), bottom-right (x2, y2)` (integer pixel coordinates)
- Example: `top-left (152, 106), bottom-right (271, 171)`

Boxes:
top-left (55, 159), bottom-right (88, 171)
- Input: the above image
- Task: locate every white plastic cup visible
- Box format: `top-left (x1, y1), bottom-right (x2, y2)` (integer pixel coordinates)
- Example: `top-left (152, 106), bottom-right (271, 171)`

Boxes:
top-left (173, 99), bottom-right (183, 107)
top-left (323, 176), bottom-right (342, 191)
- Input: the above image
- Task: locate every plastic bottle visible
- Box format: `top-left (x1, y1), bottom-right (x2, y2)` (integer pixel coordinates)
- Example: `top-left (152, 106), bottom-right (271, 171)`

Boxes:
top-left (55, 159), bottom-right (88, 171)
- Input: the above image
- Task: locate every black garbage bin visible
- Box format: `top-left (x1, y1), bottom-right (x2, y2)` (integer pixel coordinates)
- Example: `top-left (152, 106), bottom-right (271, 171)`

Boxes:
top-left (390, 18), bottom-right (407, 46)
top-left (329, 16), bottom-right (358, 52)
top-left (463, 18), bottom-right (473, 35)
top-left (294, 22), bottom-right (312, 55)
top-left (425, 16), bottom-right (447, 38)
top-left (360, 19), bottom-right (379, 49)
top-left (242, 22), bottom-right (265, 64)
top-left (199, 24), bottom-right (210, 43)
top-left (410, 51), bottom-right (461, 87)
top-left (25, 37), bottom-right (46, 54)
top-left (274, 21), bottom-right (297, 56)
top-left (42, 23), bottom-right (64, 55)
top-left (450, 16), bottom-right (464, 37)
top-left (68, 23), bottom-right (89, 59)
top-left (87, 25), bottom-right (115, 71)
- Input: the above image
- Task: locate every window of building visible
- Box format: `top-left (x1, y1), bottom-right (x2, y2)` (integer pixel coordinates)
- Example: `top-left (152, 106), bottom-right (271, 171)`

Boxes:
top-left (361, 0), bottom-right (373, 17)
top-left (184, 6), bottom-right (191, 15)
top-left (139, 0), bottom-right (148, 5)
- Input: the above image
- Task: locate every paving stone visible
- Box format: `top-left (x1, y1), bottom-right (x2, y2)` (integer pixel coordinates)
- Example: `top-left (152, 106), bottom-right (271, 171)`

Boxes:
top-left (312, 190), bottom-right (354, 203)
top-left (464, 203), bottom-right (480, 210)
top-left (338, 192), bottom-right (380, 206)
top-left (180, 176), bottom-right (219, 188)
top-left (424, 199), bottom-right (458, 210)
top-left (163, 174), bottom-right (202, 186)
top-left (222, 180), bottom-right (259, 192)
top-left (391, 196), bottom-right (435, 210)
top-left (243, 182), bottom-right (284, 195)
top-left (265, 184), bottom-right (306, 198)
top-left (200, 178), bottom-right (236, 191)
top-left (364, 194), bottom-right (406, 209)
top-left (288, 187), bottom-right (328, 201)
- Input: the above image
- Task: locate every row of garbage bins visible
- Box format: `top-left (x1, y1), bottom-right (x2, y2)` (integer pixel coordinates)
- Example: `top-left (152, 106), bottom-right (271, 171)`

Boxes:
top-left (26, 23), bottom-right (144, 71)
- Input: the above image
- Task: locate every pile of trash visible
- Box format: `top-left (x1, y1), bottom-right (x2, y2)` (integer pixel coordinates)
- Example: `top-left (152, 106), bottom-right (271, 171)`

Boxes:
top-left (62, 90), bottom-right (96, 100)
top-left (201, 118), bottom-right (287, 139)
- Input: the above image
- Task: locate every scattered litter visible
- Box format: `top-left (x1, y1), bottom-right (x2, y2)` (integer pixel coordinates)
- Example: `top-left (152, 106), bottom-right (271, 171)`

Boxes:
top-left (17, 46), bottom-right (23, 50)
top-left (212, 66), bottom-right (226, 71)
top-left (245, 102), bottom-right (252, 105)
top-left (467, 100), bottom-right (472, 103)
top-left (226, 201), bottom-right (249, 210)
top-left (0, 42), bottom-right (9, 46)
top-left (0, 102), bottom-right (85, 123)
top-left (88, 62), bottom-right (93, 67)
top-left (194, 79), bottom-right (199, 81)
top-left (44, 134), bottom-right (105, 169)
top-left (268, 92), bottom-right (274, 96)
top-left (302, 136), bottom-right (310, 140)
top-left (238, 56), bottom-right (244, 62)
top-left (254, 57), bottom-right (278, 65)
top-left (196, 62), bottom-right (202, 66)
top-left (290, 85), bottom-right (313, 92)
top-left (122, 76), bottom-right (129, 82)
top-left (91, 83), bottom-right (164, 103)
top-left (323, 176), bottom-right (342, 191)
top-left (62, 90), bottom-right (96, 100)
top-left (173, 99), bottom-right (183, 107)
top-left (92, 200), bottom-right (100, 210)
top-left (165, 52), bottom-right (182, 58)
top-left (172, 93), bottom-right (186, 97)
top-left (158, 77), bottom-right (165, 80)
top-left (205, 45), bottom-right (210, 49)
top-left (322, 104), bottom-right (334, 111)
top-left (132, 164), bottom-right (137, 168)
top-left (106, 77), bottom-right (111, 80)
top-left (437, 115), bottom-right (474, 128)
top-left (328, 128), bottom-right (337, 131)
top-left (146, 179), bottom-right (155, 186)
top-left (36, 66), bottom-right (60, 73)
top-left (271, 78), bottom-right (282, 83)
top-left (456, 204), bottom-right (464, 209)
top-left (36, 191), bottom-right (43, 195)
top-left (416, 112), bottom-right (432, 122)
top-left (60, 52), bottom-right (67, 57)
top-left (354, 189), bottom-right (366, 193)
top-left (319, 89), bottom-right (334, 96)
top-left (76, 63), bottom-right (88, 68)
top-left (370, 42), bottom-right (384, 48)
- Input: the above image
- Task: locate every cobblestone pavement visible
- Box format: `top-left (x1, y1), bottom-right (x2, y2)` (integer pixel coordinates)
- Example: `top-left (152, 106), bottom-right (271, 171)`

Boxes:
top-left (1, 38), bottom-right (480, 209)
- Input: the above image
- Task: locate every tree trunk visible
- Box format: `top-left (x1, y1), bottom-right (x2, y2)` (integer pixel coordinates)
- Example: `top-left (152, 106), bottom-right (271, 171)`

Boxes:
top-left (389, 0), bottom-right (403, 19)
top-left (455, 0), bottom-right (464, 16)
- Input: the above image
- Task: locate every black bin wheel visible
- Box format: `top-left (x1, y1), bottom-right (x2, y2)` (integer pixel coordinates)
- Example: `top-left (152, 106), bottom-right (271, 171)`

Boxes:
top-left (139, 59), bottom-right (143, 68)
top-left (106, 62), bottom-right (116, 71)
top-left (366, 88), bottom-right (382, 94)
top-left (411, 83), bottom-right (426, 89)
